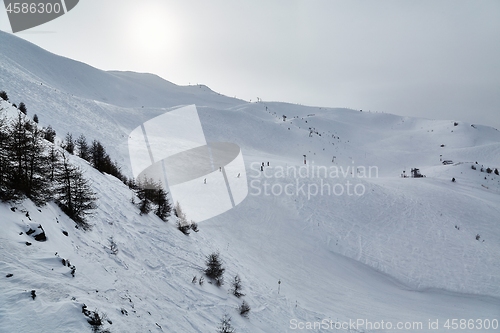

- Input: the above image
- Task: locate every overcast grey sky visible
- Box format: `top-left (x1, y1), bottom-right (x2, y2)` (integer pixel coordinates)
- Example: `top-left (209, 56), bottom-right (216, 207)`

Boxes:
top-left (1, 0), bottom-right (499, 129)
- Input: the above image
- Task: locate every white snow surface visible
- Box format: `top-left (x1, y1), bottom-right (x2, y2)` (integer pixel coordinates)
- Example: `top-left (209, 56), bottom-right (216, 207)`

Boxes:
top-left (1, 30), bottom-right (500, 332)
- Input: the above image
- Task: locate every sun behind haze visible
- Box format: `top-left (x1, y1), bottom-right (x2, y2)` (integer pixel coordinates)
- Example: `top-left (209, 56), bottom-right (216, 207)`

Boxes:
top-left (0, 0), bottom-right (499, 129)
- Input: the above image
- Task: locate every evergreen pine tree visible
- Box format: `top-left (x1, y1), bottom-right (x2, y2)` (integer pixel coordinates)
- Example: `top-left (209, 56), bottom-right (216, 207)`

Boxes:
top-left (71, 170), bottom-right (98, 222)
top-left (216, 314), bottom-right (235, 333)
top-left (127, 178), bottom-right (138, 190)
top-left (3, 114), bottom-right (51, 204)
top-left (55, 153), bottom-right (97, 229)
top-left (43, 125), bottom-right (56, 143)
top-left (76, 134), bottom-right (90, 161)
top-left (0, 91), bottom-right (8, 101)
top-left (205, 252), bottom-right (225, 286)
top-left (24, 125), bottom-right (52, 205)
top-left (174, 201), bottom-right (191, 234)
top-left (47, 145), bottom-right (60, 182)
top-left (154, 187), bottom-right (171, 221)
top-left (90, 140), bottom-right (106, 171)
top-left (33, 114), bottom-right (39, 124)
top-left (8, 113), bottom-right (32, 199)
top-left (138, 190), bottom-right (151, 215)
top-left (238, 300), bottom-right (250, 318)
top-left (0, 115), bottom-right (12, 200)
top-left (18, 102), bottom-right (27, 115)
top-left (63, 133), bottom-right (75, 154)
top-left (136, 177), bottom-right (154, 215)
top-left (231, 275), bottom-right (245, 298)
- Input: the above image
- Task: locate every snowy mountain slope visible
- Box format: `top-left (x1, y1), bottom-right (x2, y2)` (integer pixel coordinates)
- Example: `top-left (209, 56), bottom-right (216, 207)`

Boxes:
top-left (1, 136), bottom-right (498, 333)
top-left (1, 31), bottom-right (500, 333)
top-left (0, 29), bottom-right (243, 169)
top-left (1, 29), bottom-right (499, 177)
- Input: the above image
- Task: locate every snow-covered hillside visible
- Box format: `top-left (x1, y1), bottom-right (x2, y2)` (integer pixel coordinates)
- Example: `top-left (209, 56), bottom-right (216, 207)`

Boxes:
top-left (1, 30), bottom-right (500, 333)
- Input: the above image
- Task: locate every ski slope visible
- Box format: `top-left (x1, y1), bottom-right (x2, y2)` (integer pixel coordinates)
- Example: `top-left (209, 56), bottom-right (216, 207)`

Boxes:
top-left (1, 30), bottom-right (500, 332)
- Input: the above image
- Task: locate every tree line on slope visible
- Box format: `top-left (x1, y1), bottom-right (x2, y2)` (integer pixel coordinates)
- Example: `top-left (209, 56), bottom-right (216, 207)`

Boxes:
top-left (1, 90), bottom-right (173, 228)
top-left (59, 120), bottom-right (173, 223)
top-left (0, 99), bottom-right (97, 229)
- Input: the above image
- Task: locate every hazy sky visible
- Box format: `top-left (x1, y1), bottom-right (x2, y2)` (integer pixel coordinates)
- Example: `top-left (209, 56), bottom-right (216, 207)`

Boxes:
top-left (1, 0), bottom-right (499, 129)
